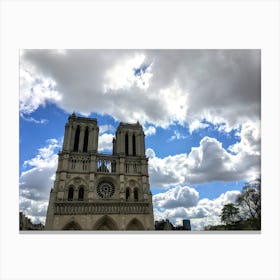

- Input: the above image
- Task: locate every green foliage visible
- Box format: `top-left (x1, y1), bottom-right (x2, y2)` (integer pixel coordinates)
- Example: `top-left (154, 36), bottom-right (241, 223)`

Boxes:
top-left (204, 178), bottom-right (261, 231)
top-left (220, 203), bottom-right (240, 225)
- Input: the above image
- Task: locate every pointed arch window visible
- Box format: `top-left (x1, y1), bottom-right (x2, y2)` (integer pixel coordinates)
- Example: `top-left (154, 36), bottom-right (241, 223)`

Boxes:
top-left (78, 187), bottom-right (84, 201)
top-left (132, 134), bottom-right (136, 156)
top-left (68, 187), bottom-right (74, 201)
top-left (126, 188), bottom-right (130, 201)
top-left (125, 133), bottom-right (129, 156)
top-left (83, 127), bottom-right (89, 152)
top-left (73, 126), bottom-right (80, 152)
top-left (134, 188), bottom-right (139, 201)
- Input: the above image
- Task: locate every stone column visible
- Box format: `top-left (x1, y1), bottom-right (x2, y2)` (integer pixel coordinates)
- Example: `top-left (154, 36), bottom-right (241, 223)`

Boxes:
top-left (62, 124), bottom-right (69, 151)
top-left (141, 159), bottom-right (148, 175)
top-left (73, 186), bottom-right (79, 200)
top-left (136, 133), bottom-right (141, 156)
top-left (117, 131), bottom-right (124, 155)
top-left (119, 174), bottom-right (125, 201)
top-left (90, 154), bottom-right (97, 172)
top-left (88, 126), bottom-right (94, 152)
top-left (119, 157), bottom-right (125, 174)
top-left (93, 127), bottom-right (99, 152)
top-left (61, 154), bottom-right (69, 170)
top-left (141, 132), bottom-right (145, 155)
top-left (66, 124), bottom-right (73, 151)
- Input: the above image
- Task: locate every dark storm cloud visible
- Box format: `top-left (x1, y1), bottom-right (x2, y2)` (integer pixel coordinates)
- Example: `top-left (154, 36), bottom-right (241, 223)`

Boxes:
top-left (20, 49), bottom-right (260, 130)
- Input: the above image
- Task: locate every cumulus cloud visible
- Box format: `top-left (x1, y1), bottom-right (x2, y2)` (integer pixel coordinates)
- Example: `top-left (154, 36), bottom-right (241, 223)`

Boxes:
top-left (98, 133), bottom-right (114, 152)
top-left (20, 139), bottom-right (61, 223)
top-left (146, 148), bottom-right (156, 158)
top-left (229, 121), bottom-right (261, 156)
top-left (148, 152), bottom-right (188, 187)
top-left (146, 50), bottom-right (260, 131)
top-left (154, 190), bottom-right (241, 230)
top-left (20, 67), bottom-right (62, 115)
top-left (19, 197), bottom-right (48, 224)
top-left (189, 120), bottom-right (209, 134)
top-left (20, 49), bottom-right (260, 130)
top-left (144, 125), bottom-right (156, 136)
top-left (104, 53), bottom-right (153, 92)
top-left (153, 186), bottom-right (199, 209)
top-left (148, 122), bottom-right (260, 186)
top-left (99, 124), bottom-right (115, 134)
top-left (23, 139), bottom-right (60, 169)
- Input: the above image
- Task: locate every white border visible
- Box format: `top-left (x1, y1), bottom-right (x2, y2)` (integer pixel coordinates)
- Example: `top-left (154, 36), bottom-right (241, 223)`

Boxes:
top-left (1, 1), bottom-right (279, 280)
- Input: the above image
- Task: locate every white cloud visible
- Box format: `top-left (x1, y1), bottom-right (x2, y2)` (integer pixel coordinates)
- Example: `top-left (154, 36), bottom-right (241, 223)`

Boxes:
top-left (104, 54), bottom-right (153, 91)
top-left (154, 190), bottom-right (241, 230)
top-left (99, 124), bottom-right (115, 134)
top-left (153, 186), bottom-right (199, 209)
top-left (23, 139), bottom-right (60, 169)
top-left (189, 120), bottom-right (209, 134)
top-left (20, 68), bottom-right (62, 115)
top-left (148, 152), bottom-right (188, 187)
top-left (167, 130), bottom-right (187, 142)
top-left (98, 133), bottom-right (114, 152)
top-left (229, 121), bottom-right (260, 156)
top-left (19, 197), bottom-right (48, 224)
top-left (20, 50), bottom-right (260, 131)
top-left (148, 129), bottom-right (260, 186)
top-left (144, 125), bottom-right (156, 136)
top-left (20, 114), bottom-right (48, 124)
top-left (20, 139), bottom-right (61, 222)
top-left (146, 148), bottom-right (156, 158)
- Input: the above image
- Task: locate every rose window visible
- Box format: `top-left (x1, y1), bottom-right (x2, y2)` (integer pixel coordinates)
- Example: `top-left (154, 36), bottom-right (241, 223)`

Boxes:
top-left (97, 182), bottom-right (115, 198)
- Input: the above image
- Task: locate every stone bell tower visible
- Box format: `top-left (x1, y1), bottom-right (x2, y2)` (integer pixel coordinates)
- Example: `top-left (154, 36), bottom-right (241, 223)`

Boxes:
top-left (45, 113), bottom-right (154, 230)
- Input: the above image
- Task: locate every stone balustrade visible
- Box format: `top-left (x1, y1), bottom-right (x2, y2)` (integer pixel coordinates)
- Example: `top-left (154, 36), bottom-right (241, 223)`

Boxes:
top-left (54, 201), bottom-right (150, 215)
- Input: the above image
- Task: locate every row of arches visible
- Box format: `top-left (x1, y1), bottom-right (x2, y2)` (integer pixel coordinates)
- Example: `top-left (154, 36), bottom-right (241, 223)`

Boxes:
top-left (62, 216), bottom-right (145, 230)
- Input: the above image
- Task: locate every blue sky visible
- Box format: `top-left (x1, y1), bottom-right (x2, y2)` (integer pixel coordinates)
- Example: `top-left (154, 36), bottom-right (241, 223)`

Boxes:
top-left (19, 49), bottom-right (261, 230)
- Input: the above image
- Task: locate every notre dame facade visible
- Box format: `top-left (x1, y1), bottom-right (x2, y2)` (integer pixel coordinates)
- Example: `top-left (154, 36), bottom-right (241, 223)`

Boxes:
top-left (45, 113), bottom-right (155, 230)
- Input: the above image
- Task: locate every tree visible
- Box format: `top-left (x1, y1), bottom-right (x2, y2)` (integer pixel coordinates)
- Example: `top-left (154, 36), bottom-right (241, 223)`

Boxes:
top-left (236, 187), bottom-right (261, 229)
top-left (204, 178), bottom-right (261, 231)
top-left (220, 203), bottom-right (240, 227)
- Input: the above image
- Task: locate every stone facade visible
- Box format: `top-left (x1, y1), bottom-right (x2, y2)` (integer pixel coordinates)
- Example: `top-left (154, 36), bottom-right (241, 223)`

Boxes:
top-left (45, 113), bottom-right (154, 230)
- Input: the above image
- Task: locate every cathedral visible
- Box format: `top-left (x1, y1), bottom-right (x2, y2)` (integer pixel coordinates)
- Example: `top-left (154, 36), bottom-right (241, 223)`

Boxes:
top-left (45, 113), bottom-right (155, 230)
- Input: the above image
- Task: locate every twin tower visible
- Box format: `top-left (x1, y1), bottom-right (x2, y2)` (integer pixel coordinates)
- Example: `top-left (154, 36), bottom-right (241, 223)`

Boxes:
top-left (45, 113), bottom-right (154, 230)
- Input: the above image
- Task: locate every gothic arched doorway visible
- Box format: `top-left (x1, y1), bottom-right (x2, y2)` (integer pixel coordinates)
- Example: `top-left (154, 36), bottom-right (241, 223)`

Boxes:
top-left (126, 218), bottom-right (145, 230)
top-left (62, 221), bottom-right (82, 230)
top-left (93, 216), bottom-right (119, 230)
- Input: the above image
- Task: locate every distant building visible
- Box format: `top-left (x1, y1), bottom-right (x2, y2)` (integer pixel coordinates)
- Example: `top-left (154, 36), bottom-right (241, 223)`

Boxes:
top-left (155, 219), bottom-right (191, 231)
top-left (183, 219), bottom-right (191, 230)
top-left (155, 219), bottom-right (174, 230)
top-left (19, 212), bottom-right (44, 230)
